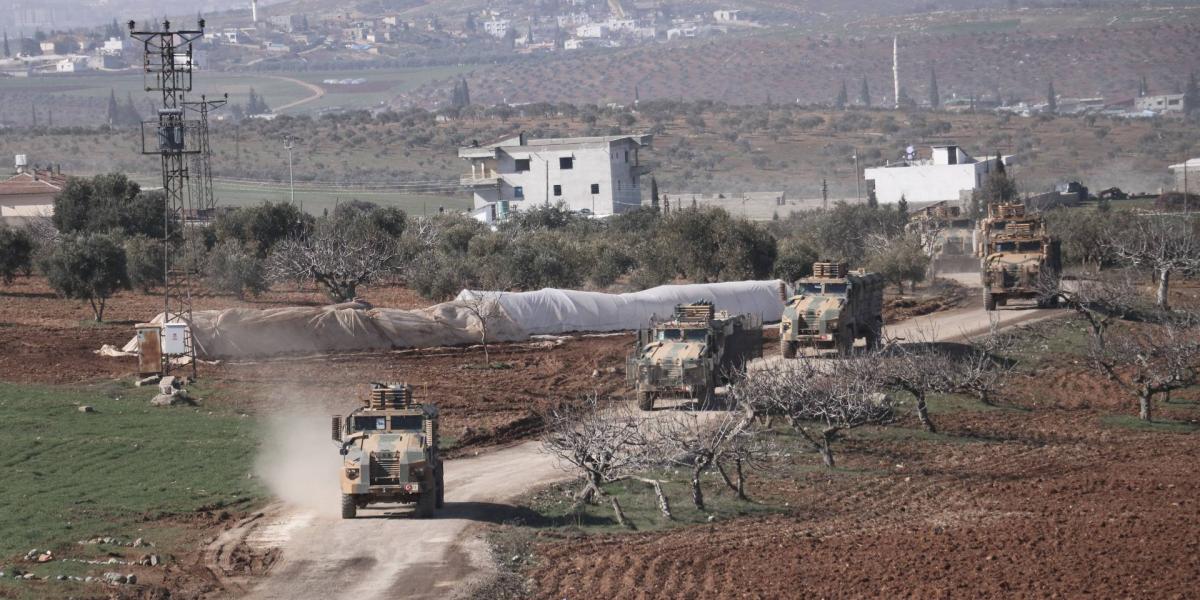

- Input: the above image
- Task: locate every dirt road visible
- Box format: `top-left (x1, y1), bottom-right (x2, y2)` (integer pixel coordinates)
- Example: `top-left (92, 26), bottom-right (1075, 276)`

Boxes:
top-left (214, 293), bottom-right (1061, 599)
top-left (213, 443), bottom-right (559, 600)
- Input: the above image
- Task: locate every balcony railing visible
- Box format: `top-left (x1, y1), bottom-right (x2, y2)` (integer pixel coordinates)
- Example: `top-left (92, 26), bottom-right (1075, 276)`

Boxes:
top-left (460, 169), bottom-right (500, 187)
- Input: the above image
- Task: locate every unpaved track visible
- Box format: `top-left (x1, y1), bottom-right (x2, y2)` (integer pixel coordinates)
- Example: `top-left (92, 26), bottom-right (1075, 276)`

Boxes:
top-left (218, 443), bottom-right (560, 600)
top-left (217, 292), bottom-right (1062, 599)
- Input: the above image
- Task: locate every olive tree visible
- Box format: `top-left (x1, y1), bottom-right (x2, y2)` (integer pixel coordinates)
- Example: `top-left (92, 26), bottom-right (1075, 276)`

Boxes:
top-left (39, 233), bottom-right (129, 321)
top-left (0, 225), bottom-right (34, 284)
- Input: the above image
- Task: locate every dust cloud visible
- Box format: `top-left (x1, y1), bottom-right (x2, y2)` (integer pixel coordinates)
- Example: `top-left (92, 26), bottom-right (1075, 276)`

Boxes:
top-left (256, 409), bottom-right (343, 518)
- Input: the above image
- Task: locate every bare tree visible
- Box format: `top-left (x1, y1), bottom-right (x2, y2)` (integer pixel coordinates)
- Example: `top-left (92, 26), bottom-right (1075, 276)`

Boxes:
top-left (1105, 216), bottom-right (1200, 310)
top-left (267, 216), bottom-right (400, 302)
top-left (1089, 319), bottom-right (1200, 422)
top-left (880, 343), bottom-right (946, 433)
top-left (1038, 270), bottom-right (1145, 349)
top-left (539, 395), bottom-right (669, 524)
top-left (652, 405), bottom-right (769, 511)
top-left (949, 316), bottom-right (1019, 407)
top-left (734, 358), bottom-right (893, 468)
top-left (459, 290), bottom-right (506, 365)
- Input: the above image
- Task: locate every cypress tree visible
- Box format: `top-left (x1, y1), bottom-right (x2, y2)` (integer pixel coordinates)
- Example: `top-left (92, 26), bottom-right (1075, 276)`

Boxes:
top-left (3, 31), bottom-right (9, 58)
top-left (835, 80), bottom-right (848, 110)
top-left (1184, 71), bottom-right (1199, 115)
top-left (106, 89), bottom-right (119, 126)
top-left (1046, 81), bottom-right (1057, 113)
top-left (859, 76), bottom-right (871, 107)
top-left (928, 65), bottom-right (939, 109)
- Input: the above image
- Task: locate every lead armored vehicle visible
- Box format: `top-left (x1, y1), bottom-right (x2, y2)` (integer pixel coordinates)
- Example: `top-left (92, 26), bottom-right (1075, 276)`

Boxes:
top-left (331, 383), bottom-right (443, 519)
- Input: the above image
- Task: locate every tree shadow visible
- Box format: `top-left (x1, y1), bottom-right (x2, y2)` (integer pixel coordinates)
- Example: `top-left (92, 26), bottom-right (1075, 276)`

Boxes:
top-left (0, 290), bottom-right (57, 299)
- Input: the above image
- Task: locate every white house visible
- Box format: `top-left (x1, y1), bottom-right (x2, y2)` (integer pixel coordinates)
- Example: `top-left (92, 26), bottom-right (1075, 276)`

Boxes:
top-left (864, 145), bottom-right (1013, 205)
top-left (483, 19), bottom-right (511, 38)
top-left (1168, 158), bottom-right (1200, 192)
top-left (713, 9), bottom-right (741, 22)
top-left (100, 37), bottom-right (129, 56)
top-left (576, 23), bottom-right (608, 38)
top-left (459, 133), bottom-right (652, 223)
top-left (1135, 93), bottom-right (1185, 115)
top-left (0, 157), bottom-right (66, 220)
top-left (54, 58), bottom-right (88, 73)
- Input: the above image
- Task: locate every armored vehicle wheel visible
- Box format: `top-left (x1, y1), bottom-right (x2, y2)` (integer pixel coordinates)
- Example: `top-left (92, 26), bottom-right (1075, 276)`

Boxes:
top-left (341, 494), bottom-right (357, 519)
top-left (637, 391), bottom-right (655, 411)
top-left (983, 289), bottom-right (996, 311)
top-left (415, 471), bottom-right (436, 519)
top-left (435, 464), bottom-right (445, 509)
top-left (781, 339), bottom-right (797, 359)
top-left (866, 327), bottom-right (882, 351)
top-left (836, 327), bottom-right (853, 356)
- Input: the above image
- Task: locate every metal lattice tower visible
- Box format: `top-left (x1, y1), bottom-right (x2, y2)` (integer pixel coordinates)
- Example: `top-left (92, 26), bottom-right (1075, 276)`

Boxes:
top-left (129, 19), bottom-right (218, 377)
top-left (184, 95), bottom-right (227, 219)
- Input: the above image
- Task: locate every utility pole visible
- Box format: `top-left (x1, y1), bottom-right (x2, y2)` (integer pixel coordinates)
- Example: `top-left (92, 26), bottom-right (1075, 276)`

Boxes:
top-left (853, 149), bottom-right (861, 203)
top-left (283, 135), bottom-right (295, 204)
top-left (130, 18), bottom-right (219, 378)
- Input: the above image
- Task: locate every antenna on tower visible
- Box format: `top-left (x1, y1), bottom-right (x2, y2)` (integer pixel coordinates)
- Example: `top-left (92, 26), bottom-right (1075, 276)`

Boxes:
top-left (252, 0), bottom-right (259, 23)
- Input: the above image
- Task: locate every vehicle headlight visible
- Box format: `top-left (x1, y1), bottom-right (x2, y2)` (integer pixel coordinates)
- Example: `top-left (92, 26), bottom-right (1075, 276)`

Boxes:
top-left (345, 467), bottom-right (360, 480)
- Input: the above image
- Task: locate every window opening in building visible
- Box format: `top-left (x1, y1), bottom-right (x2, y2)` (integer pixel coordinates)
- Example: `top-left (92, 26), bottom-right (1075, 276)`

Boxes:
top-left (590, 183), bottom-right (600, 194)
top-left (553, 184), bottom-right (562, 196)
top-left (515, 158), bottom-right (531, 172)
top-left (514, 186), bottom-right (524, 199)
top-left (559, 156), bottom-right (574, 169)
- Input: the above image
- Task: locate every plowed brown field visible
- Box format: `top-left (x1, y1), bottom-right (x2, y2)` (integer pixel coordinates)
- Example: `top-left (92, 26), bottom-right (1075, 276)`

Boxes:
top-left (525, 351), bottom-right (1200, 598)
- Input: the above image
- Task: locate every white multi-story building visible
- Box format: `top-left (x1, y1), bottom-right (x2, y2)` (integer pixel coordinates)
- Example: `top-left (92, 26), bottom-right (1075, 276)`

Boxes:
top-left (576, 23), bottom-right (608, 38)
top-left (1135, 93), bottom-right (1185, 115)
top-left (459, 133), bottom-right (653, 223)
top-left (483, 19), bottom-right (511, 37)
top-left (864, 145), bottom-right (1013, 204)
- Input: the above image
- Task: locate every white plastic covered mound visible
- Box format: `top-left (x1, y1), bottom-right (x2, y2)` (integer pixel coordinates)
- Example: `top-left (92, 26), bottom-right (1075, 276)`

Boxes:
top-left (117, 281), bottom-right (787, 359)
top-left (456, 280), bottom-right (788, 335)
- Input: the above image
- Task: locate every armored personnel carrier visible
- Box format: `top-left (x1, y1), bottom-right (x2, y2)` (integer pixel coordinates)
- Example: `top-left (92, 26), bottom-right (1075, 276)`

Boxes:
top-left (780, 262), bottom-right (884, 357)
top-left (331, 383), bottom-right (443, 519)
top-left (976, 203), bottom-right (1061, 310)
top-left (628, 302), bottom-right (762, 410)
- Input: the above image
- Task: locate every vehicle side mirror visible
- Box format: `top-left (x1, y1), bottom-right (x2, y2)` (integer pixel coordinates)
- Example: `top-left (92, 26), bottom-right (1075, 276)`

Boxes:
top-left (331, 416), bottom-right (342, 442)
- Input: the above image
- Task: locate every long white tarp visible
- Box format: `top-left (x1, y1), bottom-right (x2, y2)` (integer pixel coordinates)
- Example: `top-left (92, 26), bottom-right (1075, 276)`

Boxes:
top-left (116, 281), bottom-right (788, 359)
top-left (457, 280), bottom-right (788, 335)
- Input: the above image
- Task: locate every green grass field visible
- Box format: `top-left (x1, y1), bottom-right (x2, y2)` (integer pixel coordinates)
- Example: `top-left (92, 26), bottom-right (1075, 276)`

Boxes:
top-left (0, 381), bottom-right (263, 561)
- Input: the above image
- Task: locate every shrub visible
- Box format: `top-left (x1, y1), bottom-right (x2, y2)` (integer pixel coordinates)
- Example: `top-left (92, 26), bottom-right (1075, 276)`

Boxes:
top-left (214, 202), bottom-right (315, 257)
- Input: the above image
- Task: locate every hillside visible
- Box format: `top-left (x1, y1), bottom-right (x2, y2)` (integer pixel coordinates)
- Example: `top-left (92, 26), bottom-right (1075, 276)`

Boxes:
top-left (407, 19), bottom-right (1200, 108)
top-left (3, 104), bottom-right (1195, 209)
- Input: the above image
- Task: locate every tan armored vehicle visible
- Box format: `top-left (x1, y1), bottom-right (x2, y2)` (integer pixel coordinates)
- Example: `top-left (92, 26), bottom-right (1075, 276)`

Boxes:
top-left (331, 383), bottom-right (443, 519)
top-left (629, 302), bottom-right (762, 410)
top-left (906, 201), bottom-right (976, 274)
top-left (780, 262), bottom-right (884, 357)
top-left (976, 203), bottom-right (1061, 311)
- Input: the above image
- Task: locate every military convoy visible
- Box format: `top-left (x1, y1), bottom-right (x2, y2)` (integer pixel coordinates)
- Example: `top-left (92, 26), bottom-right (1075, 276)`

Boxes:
top-left (629, 302), bottom-right (762, 410)
top-left (331, 383), bottom-right (443, 519)
top-left (976, 203), bottom-right (1061, 311)
top-left (779, 262), bottom-right (885, 357)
